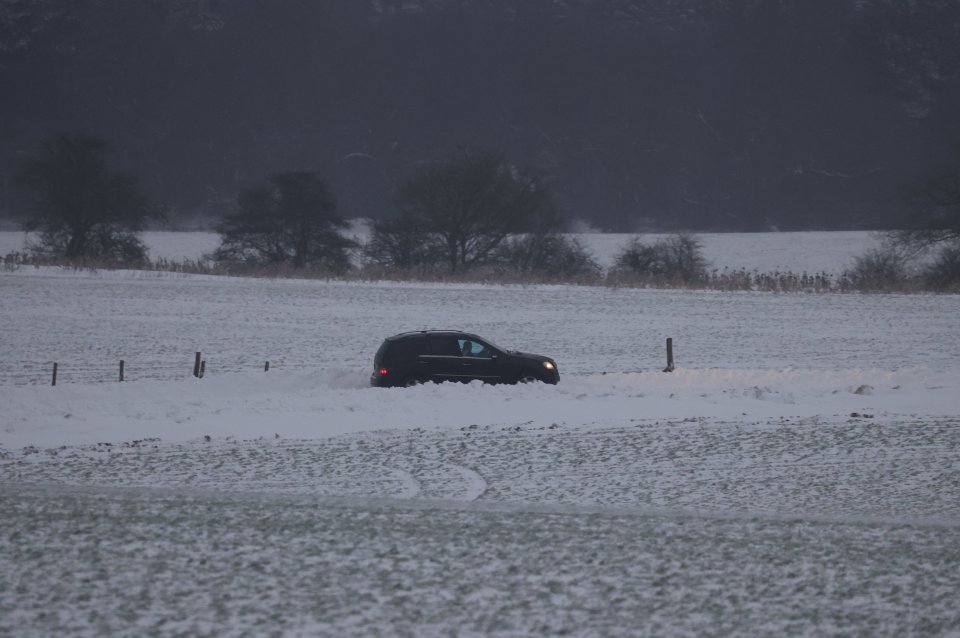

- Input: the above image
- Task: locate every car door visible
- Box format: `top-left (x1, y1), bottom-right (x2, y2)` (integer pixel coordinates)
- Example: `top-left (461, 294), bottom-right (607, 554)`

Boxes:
top-left (456, 338), bottom-right (504, 382)
top-left (422, 336), bottom-right (464, 381)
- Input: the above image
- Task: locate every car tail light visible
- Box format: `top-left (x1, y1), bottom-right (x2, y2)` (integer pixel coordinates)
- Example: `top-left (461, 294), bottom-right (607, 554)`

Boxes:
top-left (379, 368), bottom-right (388, 375)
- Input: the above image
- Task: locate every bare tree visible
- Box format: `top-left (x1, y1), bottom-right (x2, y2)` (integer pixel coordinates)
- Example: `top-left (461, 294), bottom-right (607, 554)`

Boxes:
top-left (922, 244), bottom-right (960, 291)
top-left (388, 149), bottom-right (558, 273)
top-left (16, 134), bottom-right (150, 261)
top-left (214, 171), bottom-right (356, 272)
top-left (890, 164), bottom-right (960, 255)
top-left (363, 215), bottom-right (444, 271)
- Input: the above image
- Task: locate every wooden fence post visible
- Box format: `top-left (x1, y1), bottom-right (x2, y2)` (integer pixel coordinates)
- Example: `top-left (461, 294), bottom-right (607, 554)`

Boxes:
top-left (119, 360), bottom-right (125, 383)
top-left (193, 352), bottom-right (202, 378)
top-left (663, 338), bottom-right (675, 373)
top-left (199, 360), bottom-right (206, 379)
top-left (51, 362), bottom-right (58, 386)
top-left (264, 361), bottom-right (270, 372)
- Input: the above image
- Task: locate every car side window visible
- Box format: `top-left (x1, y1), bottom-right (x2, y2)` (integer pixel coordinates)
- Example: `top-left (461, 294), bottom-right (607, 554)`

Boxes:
top-left (387, 337), bottom-right (424, 362)
top-left (458, 339), bottom-right (491, 358)
top-left (427, 337), bottom-right (461, 357)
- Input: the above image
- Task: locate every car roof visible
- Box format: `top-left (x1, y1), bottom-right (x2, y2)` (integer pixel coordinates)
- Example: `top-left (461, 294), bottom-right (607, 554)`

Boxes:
top-left (387, 330), bottom-right (478, 341)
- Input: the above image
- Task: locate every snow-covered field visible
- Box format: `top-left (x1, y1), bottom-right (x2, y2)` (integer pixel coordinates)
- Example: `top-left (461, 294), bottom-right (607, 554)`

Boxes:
top-left (2, 266), bottom-right (959, 635)
top-left (0, 228), bottom-right (884, 274)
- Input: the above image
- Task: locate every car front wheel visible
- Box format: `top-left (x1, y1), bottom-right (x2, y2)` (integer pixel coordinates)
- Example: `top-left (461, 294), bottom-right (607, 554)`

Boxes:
top-left (517, 373), bottom-right (542, 384)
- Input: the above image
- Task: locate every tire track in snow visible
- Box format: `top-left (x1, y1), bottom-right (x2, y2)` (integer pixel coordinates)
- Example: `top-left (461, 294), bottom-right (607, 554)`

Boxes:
top-left (400, 461), bottom-right (488, 502)
top-left (452, 464), bottom-right (487, 501)
top-left (5, 417), bottom-right (957, 519)
top-left (386, 466), bottom-right (421, 499)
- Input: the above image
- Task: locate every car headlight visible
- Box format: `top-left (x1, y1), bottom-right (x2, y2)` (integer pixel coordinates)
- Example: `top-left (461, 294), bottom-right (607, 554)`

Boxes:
top-left (542, 361), bottom-right (555, 370)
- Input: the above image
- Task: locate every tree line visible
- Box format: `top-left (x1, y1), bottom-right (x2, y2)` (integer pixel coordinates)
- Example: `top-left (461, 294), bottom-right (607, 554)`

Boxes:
top-left (12, 133), bottom-right (960, 290)
top-left (1, 0), bottom-right (958, 231)
top-left (13, 134), bottom-right (601, 278)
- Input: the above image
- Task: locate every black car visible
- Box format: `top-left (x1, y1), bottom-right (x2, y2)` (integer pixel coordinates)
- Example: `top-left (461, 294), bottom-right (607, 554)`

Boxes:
top-left (370, 331), bottom-right (559, 387)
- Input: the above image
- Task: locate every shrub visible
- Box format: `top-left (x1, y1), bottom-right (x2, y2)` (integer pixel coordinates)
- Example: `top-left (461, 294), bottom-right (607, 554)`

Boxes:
top-left (844, 246), bottom-right (910, 291)
top-left (492, 233), bottom-right (602, 281)
top-left (610, 233), bottom-right (708, 285)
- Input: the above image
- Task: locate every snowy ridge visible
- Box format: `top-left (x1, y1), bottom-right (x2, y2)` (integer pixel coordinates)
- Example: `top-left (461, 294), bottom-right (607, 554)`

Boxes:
top-left (2, 366), bottom-right (955, 449)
